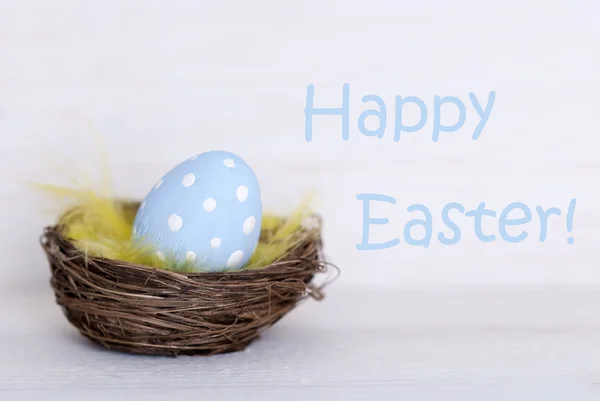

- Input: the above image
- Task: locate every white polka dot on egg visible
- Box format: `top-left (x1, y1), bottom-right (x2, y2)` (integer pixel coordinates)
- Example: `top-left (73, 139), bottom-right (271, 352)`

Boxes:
top-left (168, 214), bottom-right (183, 232)
top-left (156, 251), bottom-right (165, 261)
top-left (236, 185), bottom-right (249, 202)
top-left (227, 250), bottom-right (244, 268)
top-left (185, 251), bottom-right (196, 262)
top-left (224, 158), bottom-right (235, 168)
top-left (210, 237), bottom-right (222, 248)
top-left (181, 173), bottom-right (195, 187)
top-left (243, 216), bottom-right (256, 235)
top-left (203, 198), bottom-right (217, 212)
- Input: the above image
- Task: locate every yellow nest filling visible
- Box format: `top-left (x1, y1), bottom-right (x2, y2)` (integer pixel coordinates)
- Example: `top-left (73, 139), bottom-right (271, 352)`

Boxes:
top-left (41, 185), bottom-right (315, 273)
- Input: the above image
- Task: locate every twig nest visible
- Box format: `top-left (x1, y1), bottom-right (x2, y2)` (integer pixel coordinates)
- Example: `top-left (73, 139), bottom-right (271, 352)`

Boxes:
top-left (41, 202), bottom-right (334, 356)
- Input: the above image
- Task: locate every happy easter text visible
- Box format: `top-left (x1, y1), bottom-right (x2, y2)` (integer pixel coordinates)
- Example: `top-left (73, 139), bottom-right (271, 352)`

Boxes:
top-left (302, 84), bottom-right (577, 247)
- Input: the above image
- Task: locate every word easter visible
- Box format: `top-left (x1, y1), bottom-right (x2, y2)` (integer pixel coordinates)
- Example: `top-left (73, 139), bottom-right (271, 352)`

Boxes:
top-left (356, 194), bottom-right (577, 249)
top-left (304, 84), bottom-right (496, 142)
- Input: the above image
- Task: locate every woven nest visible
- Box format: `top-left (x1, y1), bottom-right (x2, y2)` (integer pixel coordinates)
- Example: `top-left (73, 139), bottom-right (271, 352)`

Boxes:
top-left (40, 201), bottom-right (335, 356)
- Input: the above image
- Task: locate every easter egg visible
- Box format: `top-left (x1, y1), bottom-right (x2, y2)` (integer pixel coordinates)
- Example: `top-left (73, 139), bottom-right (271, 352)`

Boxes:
top-left (132, 150), bottom-right (262, 272)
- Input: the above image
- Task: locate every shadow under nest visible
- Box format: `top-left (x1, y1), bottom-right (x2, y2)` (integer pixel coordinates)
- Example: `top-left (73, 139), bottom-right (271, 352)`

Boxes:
top-left (40, 201), bottom-right (336, 357)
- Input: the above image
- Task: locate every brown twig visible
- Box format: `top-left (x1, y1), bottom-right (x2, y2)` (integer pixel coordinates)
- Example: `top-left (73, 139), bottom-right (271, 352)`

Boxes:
top-left (40, 202), bottom-right (336, 357)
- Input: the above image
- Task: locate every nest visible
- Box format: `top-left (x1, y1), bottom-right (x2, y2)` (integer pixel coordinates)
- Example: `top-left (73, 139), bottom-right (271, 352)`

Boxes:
top-left (40, 201), bottom-right (334, 356)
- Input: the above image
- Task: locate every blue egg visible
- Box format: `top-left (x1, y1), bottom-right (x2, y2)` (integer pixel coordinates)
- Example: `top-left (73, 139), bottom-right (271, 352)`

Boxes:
top-left (133, 150), bottom-right (262, 272)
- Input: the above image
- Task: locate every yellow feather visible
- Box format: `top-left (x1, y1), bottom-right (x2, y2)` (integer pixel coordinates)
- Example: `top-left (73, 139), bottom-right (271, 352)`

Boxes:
top-left (34, 183), bottom-right (315, 272)
top-left (30, 126), bottom-right (315, 272)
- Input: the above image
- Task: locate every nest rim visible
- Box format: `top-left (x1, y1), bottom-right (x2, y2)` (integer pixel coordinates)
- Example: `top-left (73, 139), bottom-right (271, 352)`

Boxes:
top-left (41, 201), bottom-right (337, 357)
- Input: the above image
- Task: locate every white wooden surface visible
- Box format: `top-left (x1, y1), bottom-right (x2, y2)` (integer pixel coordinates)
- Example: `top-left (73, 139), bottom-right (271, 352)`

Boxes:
top-left (0, 1), bottom-right (599, 399)
top-left (3, 284), bottom-right (600, 400)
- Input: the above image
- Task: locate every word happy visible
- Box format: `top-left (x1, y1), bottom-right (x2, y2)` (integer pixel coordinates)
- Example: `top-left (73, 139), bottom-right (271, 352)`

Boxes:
top-left (304, 83), bottom-right (496, 142)
top-left (356, 194), bottom-right (577, 249)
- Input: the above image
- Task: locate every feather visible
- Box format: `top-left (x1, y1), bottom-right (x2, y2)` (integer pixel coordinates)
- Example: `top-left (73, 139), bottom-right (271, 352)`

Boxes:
top-left (34, 183), bottom-right (315, 272)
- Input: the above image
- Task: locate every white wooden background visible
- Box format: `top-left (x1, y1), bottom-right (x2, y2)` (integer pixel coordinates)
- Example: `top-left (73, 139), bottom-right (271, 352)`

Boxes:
top-left (1, 1), bottom-right (599, 399)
